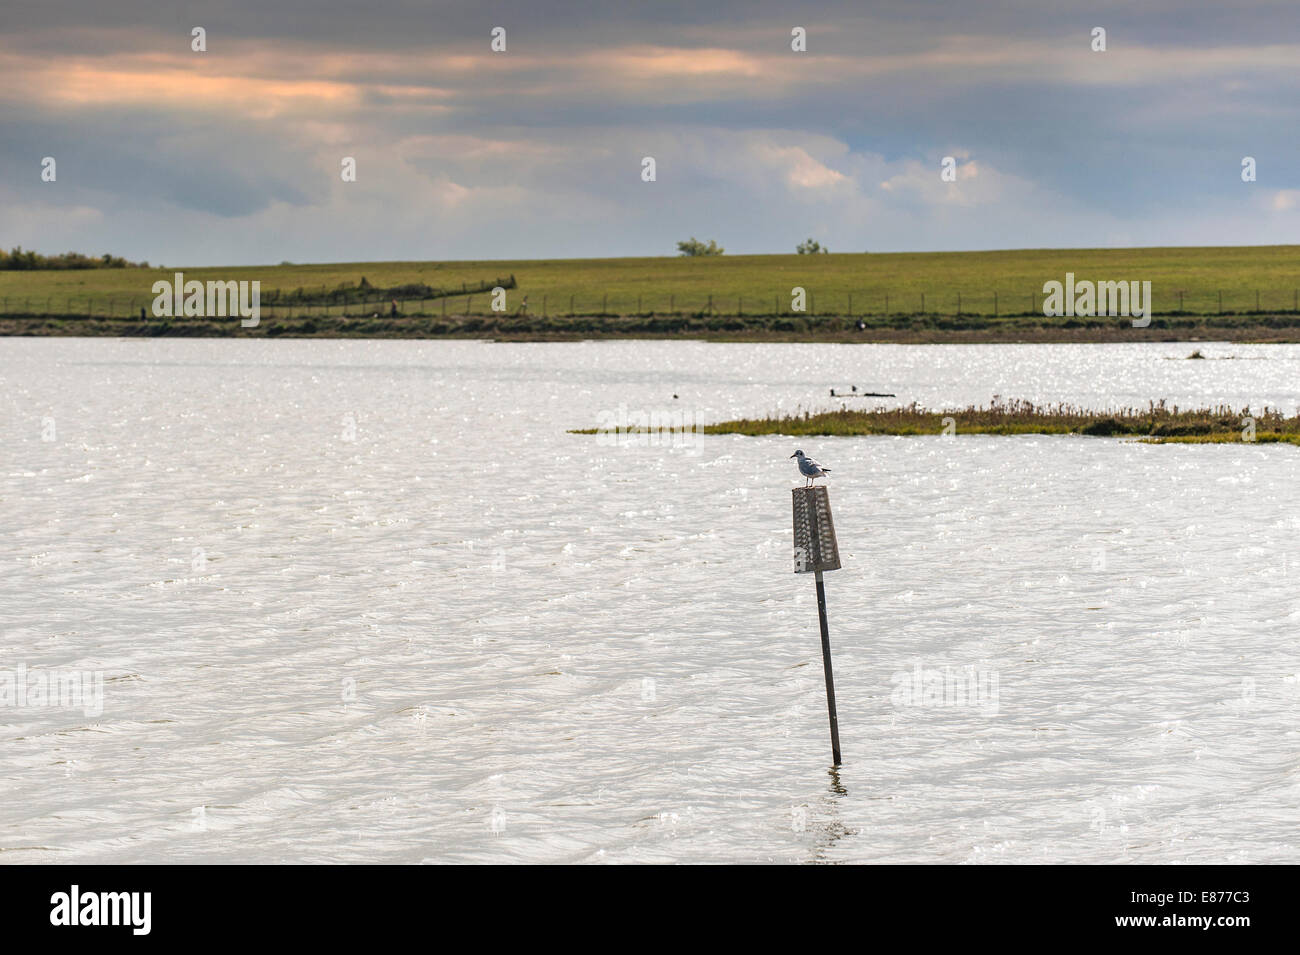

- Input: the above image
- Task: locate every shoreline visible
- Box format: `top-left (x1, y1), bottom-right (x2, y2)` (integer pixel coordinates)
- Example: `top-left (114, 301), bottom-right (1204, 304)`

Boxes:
top-left (4, 314), bottom-right (1300, 344)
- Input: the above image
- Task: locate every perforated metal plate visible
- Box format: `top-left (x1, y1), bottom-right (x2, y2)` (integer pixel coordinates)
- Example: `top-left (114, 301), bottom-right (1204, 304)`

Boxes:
top-left (792, 486), bottom-right (841, 573)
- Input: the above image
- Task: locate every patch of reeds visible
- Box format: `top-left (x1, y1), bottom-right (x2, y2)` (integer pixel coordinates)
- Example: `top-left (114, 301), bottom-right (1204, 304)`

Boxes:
top-left (573, 398), bottom-right (1300, 444)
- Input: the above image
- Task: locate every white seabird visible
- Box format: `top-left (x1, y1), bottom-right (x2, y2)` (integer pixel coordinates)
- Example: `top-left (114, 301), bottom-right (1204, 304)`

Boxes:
top-left (790, 449), bottom-right (830, 486)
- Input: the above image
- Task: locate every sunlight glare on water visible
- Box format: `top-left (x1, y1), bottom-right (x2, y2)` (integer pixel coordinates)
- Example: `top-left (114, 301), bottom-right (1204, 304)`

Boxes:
top-left (2, 338), bottom-right (1298, 863)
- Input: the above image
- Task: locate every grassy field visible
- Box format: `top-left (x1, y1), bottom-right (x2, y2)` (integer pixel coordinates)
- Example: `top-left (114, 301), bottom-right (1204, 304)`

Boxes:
top-left (4, 245), bottom-right (1300, 321)
top-left (572, 399), bottom-right (1300, 445)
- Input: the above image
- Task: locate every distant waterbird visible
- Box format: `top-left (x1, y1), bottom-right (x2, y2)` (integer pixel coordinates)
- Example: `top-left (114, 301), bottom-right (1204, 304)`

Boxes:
top-left (791, 449), bottom-right (830, 486)
top-left (831, 386), bottom-right (895, 397)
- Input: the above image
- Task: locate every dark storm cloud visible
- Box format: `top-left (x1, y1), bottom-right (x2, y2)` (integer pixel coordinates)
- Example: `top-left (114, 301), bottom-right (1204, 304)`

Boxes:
top-left (2, 0), bottom-right (1299, 262)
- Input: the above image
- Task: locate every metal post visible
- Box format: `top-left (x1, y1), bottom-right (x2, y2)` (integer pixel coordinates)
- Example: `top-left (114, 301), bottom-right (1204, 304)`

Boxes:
top-left (793, 486), bottom-right (844, 766)
top-left (814, 569), bottom-right (842, 766)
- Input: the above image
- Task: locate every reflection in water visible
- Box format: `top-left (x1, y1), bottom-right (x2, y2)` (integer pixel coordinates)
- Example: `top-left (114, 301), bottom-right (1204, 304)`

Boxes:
top-left (810, 766), bottom-right (855, 864)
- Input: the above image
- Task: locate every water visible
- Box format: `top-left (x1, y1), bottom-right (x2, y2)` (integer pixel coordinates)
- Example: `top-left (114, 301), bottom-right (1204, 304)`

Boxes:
top-left (2, 338), bottom-right (1298, 863)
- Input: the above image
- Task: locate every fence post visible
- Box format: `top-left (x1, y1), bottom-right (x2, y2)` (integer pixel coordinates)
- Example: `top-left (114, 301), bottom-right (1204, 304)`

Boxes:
top-left (570, 294), bottom-right (575, 316)
top-left (847, 293), bottom-right (852, 317)
top-left (543, 295), bottom-right (547, 317)
top-left (994, 291), bottom-right (998, 317)
top-left (956, 292), bottom-right (961, 315)
top-left (920, 292), bottom-right (925, 314)
top-left (1218, 290), bottom-right (1221, 314)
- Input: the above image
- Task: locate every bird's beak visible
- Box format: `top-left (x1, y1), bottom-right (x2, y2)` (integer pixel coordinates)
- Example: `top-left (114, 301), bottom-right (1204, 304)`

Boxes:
top-left (789, 453), bottom-right (796, 458)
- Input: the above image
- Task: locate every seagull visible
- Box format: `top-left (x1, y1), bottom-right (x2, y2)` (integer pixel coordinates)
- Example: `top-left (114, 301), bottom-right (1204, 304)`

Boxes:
top-left (790, 449), bottom-right (831, 486)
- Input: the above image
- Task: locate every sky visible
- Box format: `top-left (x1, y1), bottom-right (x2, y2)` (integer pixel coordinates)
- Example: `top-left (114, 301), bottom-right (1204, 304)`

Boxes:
top-left (2, 0), bottom-right (1299, 265)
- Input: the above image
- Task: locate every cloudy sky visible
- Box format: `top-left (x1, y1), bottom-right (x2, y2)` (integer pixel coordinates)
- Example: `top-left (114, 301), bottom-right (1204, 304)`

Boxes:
top-left (3, 1), bottom-right (1299, 265)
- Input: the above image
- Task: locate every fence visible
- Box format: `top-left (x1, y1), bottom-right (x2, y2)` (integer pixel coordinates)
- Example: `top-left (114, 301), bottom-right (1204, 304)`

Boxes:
top-left (5, 287), bottom-right (1300, 320)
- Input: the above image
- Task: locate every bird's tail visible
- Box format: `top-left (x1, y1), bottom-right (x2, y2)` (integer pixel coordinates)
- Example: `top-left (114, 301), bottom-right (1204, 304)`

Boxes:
top-left (823, 467), bottom-right (831, 472)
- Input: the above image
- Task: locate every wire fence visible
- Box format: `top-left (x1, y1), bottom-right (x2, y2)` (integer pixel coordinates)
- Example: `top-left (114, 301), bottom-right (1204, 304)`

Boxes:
top-left (6, 288), bottom-right (1300, 320)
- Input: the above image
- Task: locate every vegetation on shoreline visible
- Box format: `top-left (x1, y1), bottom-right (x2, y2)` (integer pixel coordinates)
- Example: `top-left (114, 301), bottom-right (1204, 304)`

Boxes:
top-left (5, 312), bottom-right (1300, 344)
top-left (260, 273), bottom-right (515, 307)
top-left (573, 399), bottom-right (1300, 445)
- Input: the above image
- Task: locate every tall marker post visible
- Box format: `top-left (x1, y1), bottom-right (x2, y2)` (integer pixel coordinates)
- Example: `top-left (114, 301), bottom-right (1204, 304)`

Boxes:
top-left (792, 486), bottom-right (842, 766)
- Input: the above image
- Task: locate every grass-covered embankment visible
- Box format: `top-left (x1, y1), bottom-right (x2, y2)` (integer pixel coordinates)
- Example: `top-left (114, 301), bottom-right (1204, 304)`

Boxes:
top-left (7, 245), bottom-right (1300, 342)
top-left (7, 312), bottom-right (1299, 343)
top-left (573, 399), bottom-right (1300, 444)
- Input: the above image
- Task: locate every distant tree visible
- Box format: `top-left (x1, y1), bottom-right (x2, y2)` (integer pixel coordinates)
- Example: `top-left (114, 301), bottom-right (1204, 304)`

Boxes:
top-left (0, 246), bottom-right (146, 270)
top-left (676, 237), bottom-right (724, 257)
top-left (796, 238), bottom-right (828, 254)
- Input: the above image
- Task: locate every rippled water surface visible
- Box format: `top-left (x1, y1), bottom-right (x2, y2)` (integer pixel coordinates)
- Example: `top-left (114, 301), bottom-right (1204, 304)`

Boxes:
top-left (3, 338), bottom-right (1298, 863)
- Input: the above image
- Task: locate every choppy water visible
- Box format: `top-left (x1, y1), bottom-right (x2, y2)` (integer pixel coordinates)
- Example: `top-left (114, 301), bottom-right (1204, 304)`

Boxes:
top-left (2, 338), bottom-right (1298, 863)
